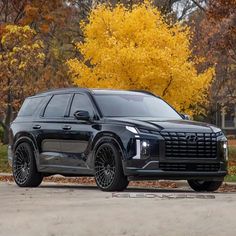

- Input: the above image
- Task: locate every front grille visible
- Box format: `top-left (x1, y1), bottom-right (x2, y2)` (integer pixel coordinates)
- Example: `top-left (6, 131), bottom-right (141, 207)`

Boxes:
top-left (159, 163), bottom-right (220, 172)
top-left (161, 132), bottom-right (217, 159)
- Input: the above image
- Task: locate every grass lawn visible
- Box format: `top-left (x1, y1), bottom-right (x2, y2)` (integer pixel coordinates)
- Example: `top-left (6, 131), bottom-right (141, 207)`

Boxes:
top-left (224, 175), bottom-right (236, 182)
top-left (1, 143), bottom-right (236, 182)
top-left (0, 144), bottom-right (11, 173)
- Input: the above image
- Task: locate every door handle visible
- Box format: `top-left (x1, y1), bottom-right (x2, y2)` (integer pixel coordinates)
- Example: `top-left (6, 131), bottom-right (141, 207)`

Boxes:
top-left (62, 125), bottom-right (71, 131)
top-left (33, 124), bottom-right (41, 130)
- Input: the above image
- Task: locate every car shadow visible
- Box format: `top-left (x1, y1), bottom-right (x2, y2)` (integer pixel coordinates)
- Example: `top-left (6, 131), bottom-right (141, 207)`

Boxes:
top-left (39, 183), bottom-right (235, 194)
top-left (39, 184), bottom-right (196, 193)
top-left (126, 187), bottom-right (194, 193)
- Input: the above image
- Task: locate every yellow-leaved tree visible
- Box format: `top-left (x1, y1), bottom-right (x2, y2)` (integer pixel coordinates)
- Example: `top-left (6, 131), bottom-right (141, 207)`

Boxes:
top-left (67, 1), bottom-right (214, 113)
top-left (0, 25), bottom-right (45, 143)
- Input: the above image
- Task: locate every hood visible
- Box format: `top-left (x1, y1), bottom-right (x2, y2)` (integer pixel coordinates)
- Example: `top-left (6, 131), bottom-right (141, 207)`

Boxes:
top-left (104, 117), bottom-right (221, 133)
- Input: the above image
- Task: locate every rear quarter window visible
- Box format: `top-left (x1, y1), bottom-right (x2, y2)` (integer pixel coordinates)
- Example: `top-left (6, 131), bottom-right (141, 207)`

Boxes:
top-left (18, 97), bottom-right (44, 117)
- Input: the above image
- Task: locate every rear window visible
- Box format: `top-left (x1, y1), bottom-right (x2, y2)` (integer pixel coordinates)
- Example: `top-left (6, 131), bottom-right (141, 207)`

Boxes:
top-left (18, 97), bottom-right (44, 117)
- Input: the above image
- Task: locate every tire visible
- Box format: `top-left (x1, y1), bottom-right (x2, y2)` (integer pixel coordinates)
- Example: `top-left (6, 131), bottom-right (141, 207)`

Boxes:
top-left (188, 180), bottom-right (223, 192)
top-left (94, 142), bottom-right (129, 191)
top-left (13, 142), bottom-right (43, 187)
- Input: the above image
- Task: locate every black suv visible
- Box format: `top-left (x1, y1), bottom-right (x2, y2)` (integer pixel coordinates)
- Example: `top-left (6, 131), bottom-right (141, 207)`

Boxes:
top-left (8, 88), bottom-right (228, 191)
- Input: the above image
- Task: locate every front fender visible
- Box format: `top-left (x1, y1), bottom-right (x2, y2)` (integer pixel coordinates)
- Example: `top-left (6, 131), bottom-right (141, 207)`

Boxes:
top-left (92, 132), bottom-right (126, 160)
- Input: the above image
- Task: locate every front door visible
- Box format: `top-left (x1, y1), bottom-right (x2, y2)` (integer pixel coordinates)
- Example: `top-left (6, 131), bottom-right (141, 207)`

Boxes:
top-left (60, 93), bottom-right (98, 173)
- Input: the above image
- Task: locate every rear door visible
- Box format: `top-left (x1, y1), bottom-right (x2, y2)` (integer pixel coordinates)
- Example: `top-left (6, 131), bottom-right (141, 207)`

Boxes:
top-left (33, 93), bottom-right (72, 169)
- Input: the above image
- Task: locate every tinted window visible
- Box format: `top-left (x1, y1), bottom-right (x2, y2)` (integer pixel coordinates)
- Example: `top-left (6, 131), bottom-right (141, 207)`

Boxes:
top-left (70, 94), bottom-right (94, 117)
top-left (94, 94), bottom-right (181, 119)
top-left (44, 94), bottom-right (71, 117)
top-left (18, 97), bottom-right (44, 117)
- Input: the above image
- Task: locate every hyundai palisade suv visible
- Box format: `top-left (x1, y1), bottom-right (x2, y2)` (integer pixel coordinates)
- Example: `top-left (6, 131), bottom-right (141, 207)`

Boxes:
top-left (8, 88), bottom-right (228, 191)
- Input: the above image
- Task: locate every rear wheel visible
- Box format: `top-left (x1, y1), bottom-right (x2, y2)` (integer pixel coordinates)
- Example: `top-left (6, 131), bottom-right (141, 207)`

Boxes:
top-left (188, 180), bottom-right (223, 192)
top-left (94, 142), bottom-right (129, 191)
top-left (13, 142), bottom-right (43, 187)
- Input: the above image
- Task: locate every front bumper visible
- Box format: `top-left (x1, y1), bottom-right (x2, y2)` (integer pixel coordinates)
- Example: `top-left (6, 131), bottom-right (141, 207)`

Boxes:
top-left (123, 132), bottom-right (228, 181)
top-left (123, 160), bottom-right (227, 181)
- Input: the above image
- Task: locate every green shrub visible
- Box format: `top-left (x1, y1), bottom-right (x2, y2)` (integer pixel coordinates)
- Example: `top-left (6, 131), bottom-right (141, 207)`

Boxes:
top-left (229, 146), bottom-right (236, 162)
top-left (0, 126), bottom-right (3, 143)
top-left (0, 144), bottom-right (10, 172)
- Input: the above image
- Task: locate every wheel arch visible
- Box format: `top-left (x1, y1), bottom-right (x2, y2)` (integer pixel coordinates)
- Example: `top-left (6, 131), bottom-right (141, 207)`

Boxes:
top-left (92, 132), bottom-right (127, 161)
top-left (13, 135), bottom-right (40, 170)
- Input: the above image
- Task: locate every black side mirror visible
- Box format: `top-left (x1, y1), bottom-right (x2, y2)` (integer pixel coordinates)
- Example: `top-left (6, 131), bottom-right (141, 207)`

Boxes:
top-left (74, 110), bottom-right (90, 121)
top-left (181, 114), bottom-right (190, 120)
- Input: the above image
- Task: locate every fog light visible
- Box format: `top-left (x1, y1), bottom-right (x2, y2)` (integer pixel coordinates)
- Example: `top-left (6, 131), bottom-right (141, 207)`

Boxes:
top-left (141, 140), bottom-right (150, 158)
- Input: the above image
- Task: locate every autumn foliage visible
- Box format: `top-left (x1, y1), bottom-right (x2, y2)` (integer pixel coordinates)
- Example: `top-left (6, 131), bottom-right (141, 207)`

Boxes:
top-left (67, 2), bottom-right (214, 113)
top-left (0, 0), bottom-right (74, 143)
top-left (190, 0), bottom-right (236, 122)
top-left (0, 25), bottom-right (46, 142)
top-left (0, 25), bottom-right (45, 103)
top-left (0, 0), bottom-right (234, 143)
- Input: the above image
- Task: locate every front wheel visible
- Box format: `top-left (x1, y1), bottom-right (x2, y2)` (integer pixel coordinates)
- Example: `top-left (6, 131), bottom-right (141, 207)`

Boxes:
top-left (13, 142), bottom-right (43, 187)
top-left (188, 180), bottom-right (223, 192)
top-left (94, 142), bottom-right (129, 191)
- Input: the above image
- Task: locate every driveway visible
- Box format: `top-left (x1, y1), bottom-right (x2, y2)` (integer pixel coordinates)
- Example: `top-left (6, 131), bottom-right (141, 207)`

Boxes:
top-left (0, 182), bottom-right (236, 236)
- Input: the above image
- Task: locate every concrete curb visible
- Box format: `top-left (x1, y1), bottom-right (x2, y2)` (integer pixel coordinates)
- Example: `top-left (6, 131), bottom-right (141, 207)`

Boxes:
top-left (1, 172), bottom-right (236, 187)
top-left (0, 173), bottom-right (12, 177)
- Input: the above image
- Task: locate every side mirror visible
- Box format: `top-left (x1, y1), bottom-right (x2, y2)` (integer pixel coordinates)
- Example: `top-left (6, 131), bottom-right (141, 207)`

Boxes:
top-left (181, 114), bottom-right (190, 120)
top-left (74, 110), bottom-right (90, 121)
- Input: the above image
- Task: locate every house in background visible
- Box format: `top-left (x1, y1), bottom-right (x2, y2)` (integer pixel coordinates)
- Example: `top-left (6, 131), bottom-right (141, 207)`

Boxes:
top-left (216, 104), bottom-right (236, 135)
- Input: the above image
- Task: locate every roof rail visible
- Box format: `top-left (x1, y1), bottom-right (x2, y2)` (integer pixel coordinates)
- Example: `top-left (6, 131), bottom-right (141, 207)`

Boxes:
top-left (129, 90), bottom-right (158, 97)
top-left (33, 87), bottom-right (93, 96)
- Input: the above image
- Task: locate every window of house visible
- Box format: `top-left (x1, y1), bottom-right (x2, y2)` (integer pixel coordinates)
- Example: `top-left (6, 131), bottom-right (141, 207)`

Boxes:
top-left (224, 105), bottom-right (236, 128)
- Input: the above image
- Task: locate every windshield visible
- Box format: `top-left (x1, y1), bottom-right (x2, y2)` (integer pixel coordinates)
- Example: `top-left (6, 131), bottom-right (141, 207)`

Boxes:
top-left (94, 93), bottom-right (182, 119)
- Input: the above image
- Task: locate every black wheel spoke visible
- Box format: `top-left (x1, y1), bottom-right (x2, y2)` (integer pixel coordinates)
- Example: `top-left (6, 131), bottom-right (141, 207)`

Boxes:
top-left (13, 144), bottom-right (31, 185)
top-left (95, 145), bottom-right (116, 189)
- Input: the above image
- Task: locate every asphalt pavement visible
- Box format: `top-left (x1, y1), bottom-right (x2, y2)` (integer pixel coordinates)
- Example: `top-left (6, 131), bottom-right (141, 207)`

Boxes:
top-left (0, 182), bottom-right (236, 236)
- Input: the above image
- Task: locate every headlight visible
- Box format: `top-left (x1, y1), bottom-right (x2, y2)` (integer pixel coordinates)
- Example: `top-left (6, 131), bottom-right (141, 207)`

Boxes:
top-left (140, 140), bottom-right (150, 158)
top-left (132, 139), bottom-right (154, 160)
top-left (221, 141), bottom-right (228, 161)
top-left (126, 126), bottom-right (138, 134)
top-left (216, 131), bottom-right (224, 137)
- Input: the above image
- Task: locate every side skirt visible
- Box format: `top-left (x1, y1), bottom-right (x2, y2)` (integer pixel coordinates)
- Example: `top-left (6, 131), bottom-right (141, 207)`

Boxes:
top-left (38, 164), bottom-right (94, 175)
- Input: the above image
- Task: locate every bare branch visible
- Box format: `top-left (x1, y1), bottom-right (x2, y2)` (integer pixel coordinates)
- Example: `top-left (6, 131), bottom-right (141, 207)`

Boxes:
top-left (162, 76), bottom-right (173, 97)
top-left (190, 0), bottom-right (206, 12)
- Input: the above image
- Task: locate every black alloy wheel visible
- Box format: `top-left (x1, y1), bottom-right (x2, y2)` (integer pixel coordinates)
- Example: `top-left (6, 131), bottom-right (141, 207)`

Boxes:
top-left (13, 142), bottom-right (43, 187)
top-left (94, 142), bottom-right (129, 191)
top-left (188, 179), bottom-right (223, 192)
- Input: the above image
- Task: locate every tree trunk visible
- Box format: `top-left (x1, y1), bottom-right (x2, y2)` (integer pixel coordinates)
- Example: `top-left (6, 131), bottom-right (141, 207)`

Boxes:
top-left (2, 104), bottom-right (13, 144)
